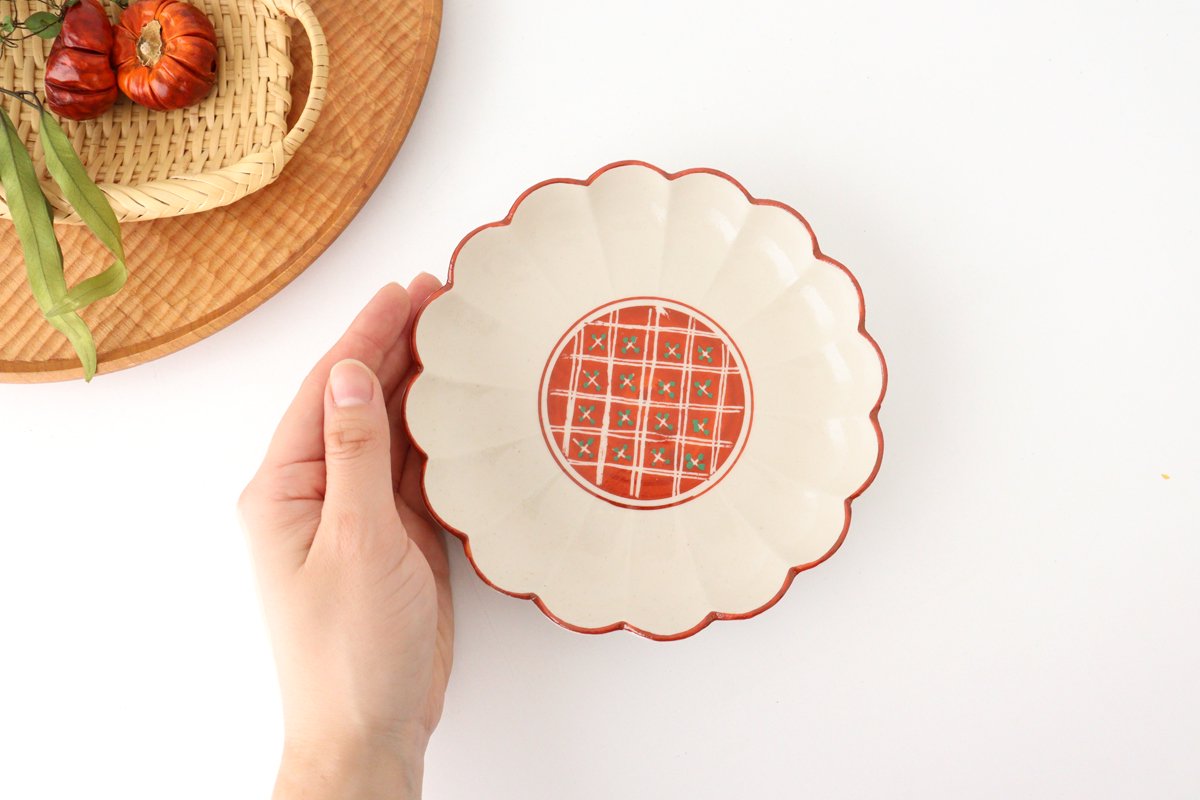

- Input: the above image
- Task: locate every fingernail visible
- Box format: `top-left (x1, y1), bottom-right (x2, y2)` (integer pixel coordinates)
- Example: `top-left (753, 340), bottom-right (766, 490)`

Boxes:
top-left (329, 360), bottom-right (374, 407)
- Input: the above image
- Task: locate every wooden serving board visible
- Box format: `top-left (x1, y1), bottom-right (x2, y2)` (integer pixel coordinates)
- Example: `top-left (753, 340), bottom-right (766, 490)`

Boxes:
top-left (0, 0), bottom-right (441, 383)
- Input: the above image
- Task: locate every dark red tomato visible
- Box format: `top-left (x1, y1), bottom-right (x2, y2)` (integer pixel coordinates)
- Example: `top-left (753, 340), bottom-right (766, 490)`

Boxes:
top-left (43, 0), bottom-right (119, 121)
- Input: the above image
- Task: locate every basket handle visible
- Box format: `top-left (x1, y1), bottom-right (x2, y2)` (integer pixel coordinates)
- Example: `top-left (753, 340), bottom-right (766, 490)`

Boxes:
top-left (274, 0), bottom-right (329, 157)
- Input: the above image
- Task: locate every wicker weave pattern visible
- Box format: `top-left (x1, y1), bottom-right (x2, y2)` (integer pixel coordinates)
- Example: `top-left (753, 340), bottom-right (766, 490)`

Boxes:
top-left (0, 0), bottom-right (327, 223)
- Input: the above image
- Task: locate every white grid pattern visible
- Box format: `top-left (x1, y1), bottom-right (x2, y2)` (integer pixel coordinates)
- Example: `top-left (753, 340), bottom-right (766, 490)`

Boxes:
top-left (629, 307), bottom-right (661, 497)
top-left (543, 303), bottom-right (748, 503)
top-left (671, 315), bottom-right (699, 495)
top-left (546, 391), bottom-right (746, 414)
top-left (712, 332), bottom-right (732, 475)
top-left (566, 352), bottom-right (744, 373)
top-left (546, 425), bottom-right (742, 451)
top-left (593, 314), bottom-right (621, 485)
top-left (557, 328), bottom-right (585, 455)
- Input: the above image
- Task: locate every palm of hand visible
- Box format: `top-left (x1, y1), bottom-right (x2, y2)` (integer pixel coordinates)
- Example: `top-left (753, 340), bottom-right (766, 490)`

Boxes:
top-left (241, 277), bottom-right (452, 752)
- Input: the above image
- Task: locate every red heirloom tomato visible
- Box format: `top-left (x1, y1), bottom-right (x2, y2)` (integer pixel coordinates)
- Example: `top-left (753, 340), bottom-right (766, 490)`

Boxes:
top-left (114, 0), bottom-right (218, 111)
top-left (43, 0), bottom-right (119, 121)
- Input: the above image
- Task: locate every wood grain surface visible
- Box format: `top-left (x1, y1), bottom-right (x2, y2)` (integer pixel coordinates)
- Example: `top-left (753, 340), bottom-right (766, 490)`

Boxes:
top-left (0, 0), bottom-right (441, 382)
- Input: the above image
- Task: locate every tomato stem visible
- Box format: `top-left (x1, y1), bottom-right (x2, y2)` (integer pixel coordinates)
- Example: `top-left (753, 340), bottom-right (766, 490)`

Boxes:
top-left (0, 87), bottom-right (45, 111)
top-left (135, 18), bottom-right (163, 67)
top-left (0, 0), bottom-right (78, 49)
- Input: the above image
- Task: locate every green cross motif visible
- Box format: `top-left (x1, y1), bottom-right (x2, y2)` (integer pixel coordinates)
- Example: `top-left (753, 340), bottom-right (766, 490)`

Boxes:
top-left (657, 380), bottom-right (676, 399)
top-left (611, 444), bottom-right (630, 462)
top-left (615, 408), bottom-right (635, 427)
top-left (649, 447), bottom-right (671, 466)
top-left (654, 412), bottom-right (673, 432)
top-left (696, 345), bottom-right (714, 363)
top-left (694, 379), bottom-right (713, 399)
top-left (577, 404), bottom-right (596, 424)
top-left (663, 342), bottom-right (682, 360)
top-left (573, 437), bottom-right (595, 459)
top-left (618, 373), bottom-right (637, 392)
top-left (684, 452), bottom-right (707, 471)
top-left (581, 370), bottom-right (602, 390)
top-left (588, 333), bottom-right (607, 352)
top-left (622, 335), bottom-right (640, 354)
top-left (692, 417), bottom-right (709, 435)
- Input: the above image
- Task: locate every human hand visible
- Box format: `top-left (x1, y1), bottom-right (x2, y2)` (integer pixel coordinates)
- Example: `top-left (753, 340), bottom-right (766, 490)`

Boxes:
top-left (238, 278), bottom-right (453, 800)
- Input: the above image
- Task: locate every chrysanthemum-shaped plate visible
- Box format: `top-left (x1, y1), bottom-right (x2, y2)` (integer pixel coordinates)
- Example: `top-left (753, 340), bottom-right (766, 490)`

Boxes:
top-left (406, 161), bottom-right (886, 640)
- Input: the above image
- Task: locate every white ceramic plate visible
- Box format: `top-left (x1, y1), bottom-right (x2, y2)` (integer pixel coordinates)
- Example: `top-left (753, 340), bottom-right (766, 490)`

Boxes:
top-left (406, 162), bottom-right (886, 640)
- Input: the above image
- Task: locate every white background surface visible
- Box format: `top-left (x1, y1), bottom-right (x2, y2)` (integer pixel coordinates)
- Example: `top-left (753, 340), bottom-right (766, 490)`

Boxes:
top-left (2, 1), bottom-right (1198, 797)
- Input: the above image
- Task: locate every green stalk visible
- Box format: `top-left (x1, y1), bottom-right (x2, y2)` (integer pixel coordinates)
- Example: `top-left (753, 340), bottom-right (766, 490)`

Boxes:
top-left (0, 105), bottom-right (98, 380)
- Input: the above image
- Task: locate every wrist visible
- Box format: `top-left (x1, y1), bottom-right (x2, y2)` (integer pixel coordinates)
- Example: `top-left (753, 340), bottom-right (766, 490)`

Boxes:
top-left (275, 731), bottom-right (427, 800)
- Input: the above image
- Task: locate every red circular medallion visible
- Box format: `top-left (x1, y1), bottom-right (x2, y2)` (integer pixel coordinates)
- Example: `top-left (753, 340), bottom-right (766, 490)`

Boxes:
top-left (539, 298), bottom-right (753, 509)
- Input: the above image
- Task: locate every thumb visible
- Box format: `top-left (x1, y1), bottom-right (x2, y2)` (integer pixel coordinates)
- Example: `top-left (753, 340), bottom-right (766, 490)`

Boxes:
top-left (322, 359), bottom-right (394, 511)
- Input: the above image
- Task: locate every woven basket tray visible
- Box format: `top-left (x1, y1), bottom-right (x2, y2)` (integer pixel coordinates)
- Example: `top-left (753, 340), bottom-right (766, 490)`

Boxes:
top-left (0, 0), bottom-right (327, 223)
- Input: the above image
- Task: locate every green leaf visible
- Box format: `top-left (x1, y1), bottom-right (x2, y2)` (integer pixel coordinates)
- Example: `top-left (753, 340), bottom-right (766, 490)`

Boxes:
top-left (0, 107), bottom-right (97, 379)
top-left (39, 111), bottom-right (127, 316)
top-left (26, 11), bottom-right (60, 38)
top-left (1, 16), bottom-right (14, 35)
top-left (0, 109), bottom-right (67, 304)
top-left (47, 299), bottom-right (98, 378)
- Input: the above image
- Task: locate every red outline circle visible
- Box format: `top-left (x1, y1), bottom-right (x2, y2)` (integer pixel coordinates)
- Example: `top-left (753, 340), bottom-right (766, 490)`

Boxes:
top-left (404, 160), bottom-right (888, 642)
top-left (537, 296), bottom-right (754, 511)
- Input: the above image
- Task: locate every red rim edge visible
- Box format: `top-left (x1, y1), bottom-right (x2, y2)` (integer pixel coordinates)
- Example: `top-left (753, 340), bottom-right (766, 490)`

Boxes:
top-left (404, 160), bottom-right (888, 642)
